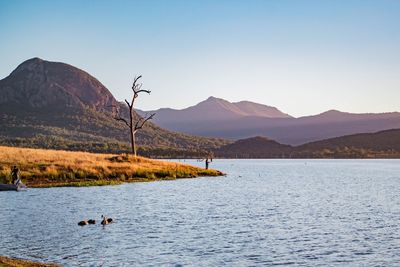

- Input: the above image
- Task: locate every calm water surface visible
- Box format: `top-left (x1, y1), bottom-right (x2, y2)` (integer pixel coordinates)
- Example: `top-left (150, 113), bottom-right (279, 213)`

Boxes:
top-left (1, 159), bottom-right (400, 266)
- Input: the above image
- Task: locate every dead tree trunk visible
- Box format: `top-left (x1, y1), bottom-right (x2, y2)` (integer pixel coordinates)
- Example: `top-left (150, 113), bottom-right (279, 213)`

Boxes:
top-left (129, 124), bottom-right (135, 156)
top-left (113, 75), bottom-right (155, 157)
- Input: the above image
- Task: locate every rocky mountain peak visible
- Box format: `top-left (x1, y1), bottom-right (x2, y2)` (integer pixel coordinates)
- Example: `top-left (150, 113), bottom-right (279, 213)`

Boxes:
top-left (0, 58), bottom-right (119, 112)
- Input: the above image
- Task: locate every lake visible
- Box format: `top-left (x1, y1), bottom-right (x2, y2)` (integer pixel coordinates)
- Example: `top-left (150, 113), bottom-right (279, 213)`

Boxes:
top-left (1, 159), bottom-right (399, 266)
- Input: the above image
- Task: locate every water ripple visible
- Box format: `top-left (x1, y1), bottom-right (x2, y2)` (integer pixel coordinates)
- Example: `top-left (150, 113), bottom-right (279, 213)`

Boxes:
top-left (0, 159), bottom-right (399, 266)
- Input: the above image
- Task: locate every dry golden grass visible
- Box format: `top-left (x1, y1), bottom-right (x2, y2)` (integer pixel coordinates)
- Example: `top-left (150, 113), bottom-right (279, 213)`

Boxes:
top-left (0, 256), bottom-right (59, 267)
top-left (0, 146), bottom-right (223, 187)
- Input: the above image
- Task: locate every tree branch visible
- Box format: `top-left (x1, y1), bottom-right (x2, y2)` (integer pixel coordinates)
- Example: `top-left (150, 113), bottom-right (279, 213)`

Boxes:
top-left (135, 89), bottom-right (151, 95)
top-left (134, 113), bottom-right (155, 131)
top-left (111, 104), bottom-right (130, 128)
top-left (131, 75), bottom-right (142, 92)
top-left (114, 116), bottom-right (130, 128)
top-left (124, 99), bottom-right (131, 108)
top-left (131, 76), bottom-right (151, 96)
top-left (135, 83), bottom-right (143, 91)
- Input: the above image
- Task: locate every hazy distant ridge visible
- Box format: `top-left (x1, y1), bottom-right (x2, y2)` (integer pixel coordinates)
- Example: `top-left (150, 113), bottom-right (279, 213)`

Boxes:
top-left (140, 98), bottom-right (400, 145)
top-left (215, 129), bottom-right (400, 158)
top-left (138, 96), bottom-right (291, 124)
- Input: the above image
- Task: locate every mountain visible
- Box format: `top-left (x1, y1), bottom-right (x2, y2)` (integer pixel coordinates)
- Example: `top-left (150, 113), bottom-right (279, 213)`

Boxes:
top-left (138, 96), bottom-right (291, 124)
top-left (140, 98), bottom-right (400, 145)
top-left (0, 57), bottom-right (118, 112)
top-left (0, 58), bottom-right (228, 156)
top-left (215, 136), bottom-right (292, 158)
top-left (296, 128), bottom-right (400, 153)
top-left (214, 129), bottom-right (400, 158)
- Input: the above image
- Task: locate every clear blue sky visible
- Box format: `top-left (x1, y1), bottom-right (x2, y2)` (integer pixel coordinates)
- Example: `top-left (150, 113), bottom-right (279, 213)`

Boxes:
top-left (0, 0), bottom-right (399, 117)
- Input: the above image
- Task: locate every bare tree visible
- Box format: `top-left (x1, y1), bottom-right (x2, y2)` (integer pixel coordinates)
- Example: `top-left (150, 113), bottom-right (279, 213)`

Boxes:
top-left (113, 75), bottom-right (155, 156)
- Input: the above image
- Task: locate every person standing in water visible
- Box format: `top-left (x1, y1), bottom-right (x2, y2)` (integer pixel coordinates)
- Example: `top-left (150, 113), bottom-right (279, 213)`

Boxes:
top-left (11, 165), bottom-right (21, 185)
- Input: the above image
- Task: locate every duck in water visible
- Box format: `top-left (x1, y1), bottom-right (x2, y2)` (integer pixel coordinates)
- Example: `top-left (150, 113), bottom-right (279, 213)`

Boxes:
top-left (78, 219), bottom-right (96, 226)
top-left (101, 215), bottom-right (113, 225)
top-left (78, 220), bottom-right (88, 226)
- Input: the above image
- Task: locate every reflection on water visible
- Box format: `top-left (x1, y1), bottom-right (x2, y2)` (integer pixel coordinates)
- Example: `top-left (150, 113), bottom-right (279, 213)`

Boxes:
top-left (1, 159), bottom-right (400, 266)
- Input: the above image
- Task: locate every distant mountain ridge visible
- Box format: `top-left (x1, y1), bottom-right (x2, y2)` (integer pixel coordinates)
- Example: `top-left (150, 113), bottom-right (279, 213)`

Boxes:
top-left (140, 98), bottom-right (400, 145)
top-left (138, 96), bottom-right (291, 123)
top-left (215, 129), bottom-right (400, 158)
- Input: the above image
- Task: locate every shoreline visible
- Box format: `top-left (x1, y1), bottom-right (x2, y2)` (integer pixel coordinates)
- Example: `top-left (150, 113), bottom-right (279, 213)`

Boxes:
top-left (0, 146), bottom-right (223, 188)
top-left (27, 174), bottom-right (223, 188)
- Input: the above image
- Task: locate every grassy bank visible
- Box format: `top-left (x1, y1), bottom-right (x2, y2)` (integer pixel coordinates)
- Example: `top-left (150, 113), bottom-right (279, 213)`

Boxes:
top-left (0, 256), bottom-right (58, 267)
top-left (0, 146), bottom-right (223, 188)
